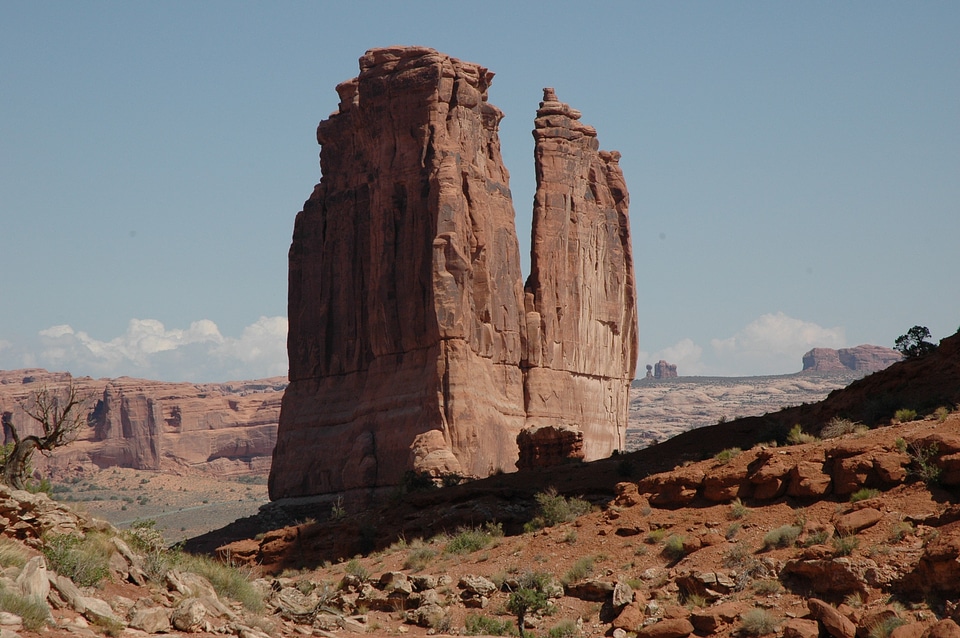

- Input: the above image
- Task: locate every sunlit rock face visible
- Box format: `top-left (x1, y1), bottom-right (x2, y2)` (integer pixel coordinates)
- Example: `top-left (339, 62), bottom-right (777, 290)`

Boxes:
top-left (270, 48), bottom-right (637, 500)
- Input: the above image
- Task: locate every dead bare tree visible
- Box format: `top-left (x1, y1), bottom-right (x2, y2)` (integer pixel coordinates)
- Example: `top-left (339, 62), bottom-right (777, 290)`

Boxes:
top-left (1, 382), bottom-right (92, 489)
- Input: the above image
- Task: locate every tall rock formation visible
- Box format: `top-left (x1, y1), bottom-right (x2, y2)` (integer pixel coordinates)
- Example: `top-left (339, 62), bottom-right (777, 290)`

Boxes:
top-left (270, 47), bottom-right (638, 500)
top-left (520, 88), bottom-right (638, 466)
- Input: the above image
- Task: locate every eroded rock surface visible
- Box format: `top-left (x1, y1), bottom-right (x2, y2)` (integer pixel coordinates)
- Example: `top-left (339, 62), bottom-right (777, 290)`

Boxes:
top-left (271, 49), bottom-right (637, 499)
top-left (802, 345), bottom-right (901, 373)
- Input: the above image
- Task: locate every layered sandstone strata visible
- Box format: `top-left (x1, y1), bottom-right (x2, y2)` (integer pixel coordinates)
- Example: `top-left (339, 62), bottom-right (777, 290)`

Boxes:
top-left (0, 369), bottom-right (283, 476)
top-left (521, 88), bottom-right (638, 464)
top-left (270, 48), bottom-right (637, 499)
top-left (802, 345), bottom-right (901, 373)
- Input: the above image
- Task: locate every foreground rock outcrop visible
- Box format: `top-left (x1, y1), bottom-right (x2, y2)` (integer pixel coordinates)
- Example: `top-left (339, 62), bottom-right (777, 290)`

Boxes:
top-left (0, 369), bottom-right (283, 477)
top-left (802, 345), bottom-right (902, 373)
top-left (271, 47), bottom-right (637, 499)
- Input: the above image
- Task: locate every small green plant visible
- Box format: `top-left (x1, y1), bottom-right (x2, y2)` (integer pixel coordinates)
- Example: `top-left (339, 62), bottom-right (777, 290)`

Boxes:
top-left (524, 488), bottom-right (593, 531)
top-left (804, 530), bottom-right (830, 547)
top-left (662, 535), bottom-right (687, 561)
top-left (330, 495), bottom-right (346, 520)
top-left (0, 588), bottom-right (50, 631)
top-left (42, 533), bottom-right (113, 587)
top-left (832, 535), bottom-right (860, 557)
top-left (723, 542), bottom-right (750, 568)
top-left (787, 424), bottom-right (818, 445)
top-left (907, 442), bottom-right (942, 485)
top-left (562, 530), bottom-right (578, 544)
top-left (740, 608), bottom-right (779, 636)
top-left (850, 488), bottom-right (880, 503)
top-left (894, 437), bottom-right (908, 452)
top-left (465, 613), bottom-right (516, 636)
top-left (843, 593), bottom-right (865, 608)
top-left (762, 525), bottom-right (801, 550)
top-left (934, 406), bottom-right (951, 423)
top-left (683, 593), bottom-right (707, 608)
top-left (563, 556), bottom-right (594, 584)
top-left (344, 558), bottom-right (370, 581)
top-left (821, 417), bottom-right (868, 439)
top-left (645, 528), bottom-right (667, 544)
top-left (889, 521), bottom-right (914, 543)
top-left (404, 543), bottom-right (438, 571)
top-left (177, 553), bottom-right (264, 612)
top-left (753, 579), bottom-right (782, 595)
top-left (714, 447), bottom-right (742, 464)
top-left (894, 409), bottom-right (917, 423)
top-left (548, 619), bottom-right (580, 638)
top-left (0, 537), bottom-right (29, 568)
top-left (446, 524), bottom-right (502, 555)
top-left (868, 616), bottom-right (908, 638)
top-left (726, 523), bottom-right (741, 540)
top-left (729, 498), bottom-right (750, 520)
top-left (506, 588), bottom-right (548, 637)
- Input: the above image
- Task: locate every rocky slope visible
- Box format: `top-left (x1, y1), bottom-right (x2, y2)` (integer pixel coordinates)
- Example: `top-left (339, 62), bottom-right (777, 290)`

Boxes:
top-left (0, 370), bottom-right (284, 477)
top-left (272, 46), bottom-right (638, 500)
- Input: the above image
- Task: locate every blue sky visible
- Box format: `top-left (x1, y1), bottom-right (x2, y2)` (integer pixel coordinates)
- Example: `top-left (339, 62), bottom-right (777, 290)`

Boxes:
top-left (1, 2), bottom-right (958, 381)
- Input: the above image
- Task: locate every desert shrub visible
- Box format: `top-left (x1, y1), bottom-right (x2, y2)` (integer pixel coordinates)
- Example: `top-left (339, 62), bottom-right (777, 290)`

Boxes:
top-left (714, 447), bottom-right (742, 464)
top-left (330, 495), bottom-right (346, 520)
top-left (465, 613), bottom-right (515, 636)
top-left (683, 593), bottom-right (707, 608)
top-left (894, 409), bottom-right (917, 423)
top-left (935, 406), bottom-right (951, 423)
top-left (177, 553), bottom-right (263, 612)
top-left (42, 533), bottom-right (113, 587)
top-left (662, 535), bottom-right (687, 561)
top-left (343, 558), bottom-right (370, 581)
top-left (832, 535), bottom-right (860, 557)
top-left (507, 588), bottom-right (548, 637)
top-left (548, 619), bottom-right (580, 638)
top-left (562, 556), bottom-right (594, 584)
top-left (752, 579), bottom-right (783, 595)
top-left (821, 417), bottom-right (867, 439)
top-left (726, 523), bottom-right (741, 540)
top-left (889, 521), bottom-right (914, 543)
top-left (446, 524), bottom-right (502, 555)
top-left (894, 326), bottom-right (936, 359)
top-left (524, 489), bottom-right (593, 531)
top-left (868, 616), bottom-right (908, 638)
top-left (895, 437), bottom-right (908, 453)
top-left (404, 544), bottom-right (438, 571)
top-left (729, 498), bottom-right (750, 520)
top-left (562, 530), bottom-right (578, 544)
top-left (0, 537), bottom-right (28, 568)
top-left (850, 488), bottom-right (880, 503)
top-left (907, 442), bottom-right (942, 485)
top-left (0, 588), bottom-right (49, 631)
top-left (804, 530), bottom-right (830, 547)
top-left (123, 519), bottom-right (172, 581)
top-left (741, 608), bottom-right (779, 636)
top-left (762, 525), bottom-right (801, 550)
top-left (723, 542), bottom-right (751, 568)
top-left (787, 424), bottom-right (818, 445)
top-left (645, 528), bottom-right (667, 544)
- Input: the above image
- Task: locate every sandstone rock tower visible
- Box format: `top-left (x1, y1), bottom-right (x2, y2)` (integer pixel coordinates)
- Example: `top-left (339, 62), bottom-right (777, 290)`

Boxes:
top-left (269, 47), bottom-right (637, 500)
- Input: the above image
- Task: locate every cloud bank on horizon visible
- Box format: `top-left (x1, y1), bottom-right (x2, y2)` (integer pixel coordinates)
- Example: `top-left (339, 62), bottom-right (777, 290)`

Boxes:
top-left (0, 311), bottom-right (846, 382)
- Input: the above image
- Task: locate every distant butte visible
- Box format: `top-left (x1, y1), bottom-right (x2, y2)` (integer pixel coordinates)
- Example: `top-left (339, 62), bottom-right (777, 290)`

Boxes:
top-left (269, 47), bottom-right (638, 501)
top-left (802, 345), bottom-right (902, 373)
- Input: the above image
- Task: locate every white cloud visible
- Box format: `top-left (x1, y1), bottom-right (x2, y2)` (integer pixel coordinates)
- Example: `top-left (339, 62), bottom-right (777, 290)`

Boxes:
top-left (709, 312), bottom-right (845, 375)
top-left (9, 317), bottom-right (288, 382)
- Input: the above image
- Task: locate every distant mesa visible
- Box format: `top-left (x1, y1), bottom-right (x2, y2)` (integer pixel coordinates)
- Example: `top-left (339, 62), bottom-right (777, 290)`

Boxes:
top-left (269, 46), bottom-right (638, 501)
top-left (801, 345), bottom-right (902, 373)
top-left (654, 360), bottom-right (678, 379)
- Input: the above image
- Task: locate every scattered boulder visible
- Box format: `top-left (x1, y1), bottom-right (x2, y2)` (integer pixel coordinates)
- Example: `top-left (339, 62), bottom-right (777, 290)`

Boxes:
top-left (809, 598), bottom-right (857, 638)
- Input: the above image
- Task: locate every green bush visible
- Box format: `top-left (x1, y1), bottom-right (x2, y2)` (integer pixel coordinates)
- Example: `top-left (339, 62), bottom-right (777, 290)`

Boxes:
top-left (868, 616), bottom-right (907, 638)
top-left (729, 498), bottom-right (750, 520)
top-left (445, 524), bottom-right (501, 555)
top-left (0, 537), bottom-right (28, 568)
top-left (786, 424), bottom-right (818, 445)
top-left (935, 406), bottom-right (951, 423)
top-left (42, 533), bottom-right (113, 587)
top-left (562, 556), bottom-right (594, 584)
top-left (645, 528), bottom-right (667, 544)
top-left (832, 535), bottom-right (859, 557)
top-left (177, 553), bottom-right (263, 612)
top-left (907, 442), bottom-right (943, 485)
top-left (548, 619), bottom-right (580, 638)
top-left (803, 530), bottom-right (830, 547)
top-left (714, 447), bottom-right (742, 464)
top-left (524, 489), bottom-right (593, 532)
top-left (821, 417), bottom-right (867, 439)
top-left (762, 525), bottom-right (801, 550)
top-left (752, 579), bottom-right (782, 595)
top-left (403, 543), bottom-right (438, 571)
top-left (894, 409), bottom-right (917, 423)
top-left (850, 488), bottom-right (880, 503)
top-left (662, 535), bottom-right (687, 561)
top-left (465, 613), bottom-right (516, 636)
top-left (0, 588), bottom-right (50, 631)
top-left (888, 521), bottom-right (914, 543)
top-left (741, 608), bottom-right (779, 636)
top-left (506, 588), bottom-right (548, 637)
top-left (343, 558), bottom-right (370, 581)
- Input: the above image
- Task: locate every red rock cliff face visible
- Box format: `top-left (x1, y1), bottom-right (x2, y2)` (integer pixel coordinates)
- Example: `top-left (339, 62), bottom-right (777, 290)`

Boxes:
top-left (0, 370), bottom-right (283, 476)
top-left (270, 48), bottom-right (638, 499)
top-left (273, 47), bottom-right (528, 499)
top-left (521, 88), bottom-right (638, 464)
